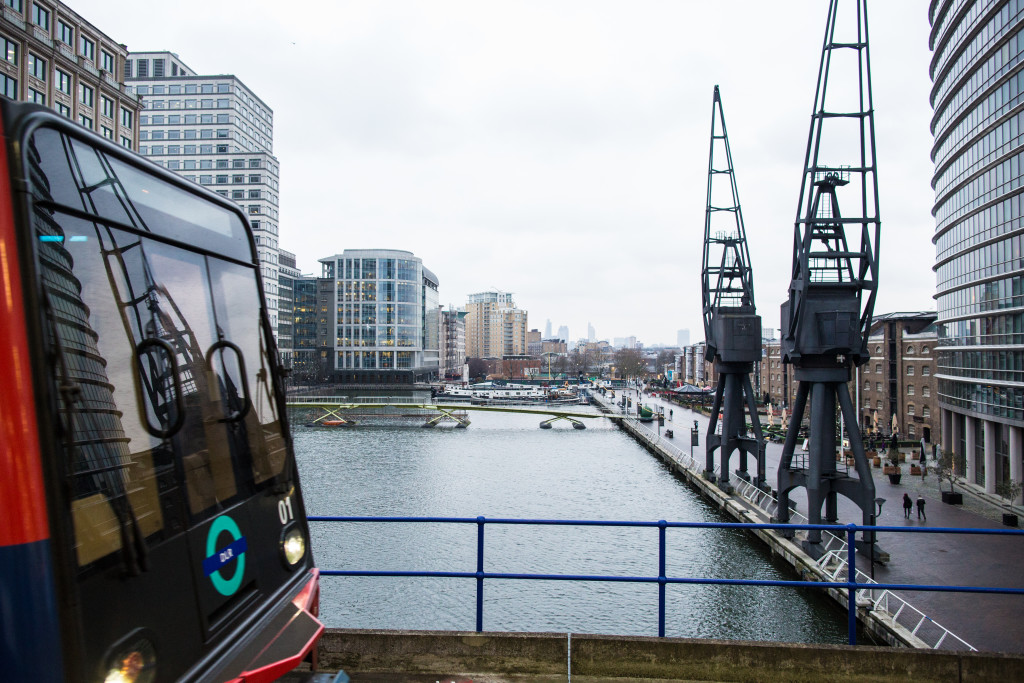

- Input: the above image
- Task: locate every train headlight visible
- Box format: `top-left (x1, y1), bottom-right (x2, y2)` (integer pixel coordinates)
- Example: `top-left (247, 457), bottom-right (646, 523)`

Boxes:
top-left (103, 635), bottom-right (156, 683)
top-left (282, 526), bottom-right (306, 566)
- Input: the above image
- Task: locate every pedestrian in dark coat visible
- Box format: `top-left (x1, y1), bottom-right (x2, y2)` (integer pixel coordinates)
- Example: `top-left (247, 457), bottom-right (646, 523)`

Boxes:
top-left (903, 493), bottom-right (913, 519)
top-left (916, 494), bottom-right (926, 521)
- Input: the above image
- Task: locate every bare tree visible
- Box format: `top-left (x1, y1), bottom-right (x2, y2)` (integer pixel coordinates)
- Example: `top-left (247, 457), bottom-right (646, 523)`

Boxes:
top-left (614, 348), bottom-right (647, 380)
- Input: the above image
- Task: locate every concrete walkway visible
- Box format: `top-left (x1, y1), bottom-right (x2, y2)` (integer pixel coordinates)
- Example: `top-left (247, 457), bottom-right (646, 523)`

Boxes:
top-left (629, 388), bottom-right (1024, 654)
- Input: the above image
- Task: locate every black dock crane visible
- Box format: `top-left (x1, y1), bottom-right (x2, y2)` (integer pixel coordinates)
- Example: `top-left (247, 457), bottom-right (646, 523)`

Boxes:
top-left (700, 85), bottom-right (766, 494)
top-left (775, 0), bottom-right (882, 560)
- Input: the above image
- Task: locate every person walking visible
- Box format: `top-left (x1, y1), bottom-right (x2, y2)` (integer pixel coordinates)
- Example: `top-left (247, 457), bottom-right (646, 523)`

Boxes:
top-left (916, 494), bottom-right (927, 521)
top-left (903, 493), bottom-right (913, 519)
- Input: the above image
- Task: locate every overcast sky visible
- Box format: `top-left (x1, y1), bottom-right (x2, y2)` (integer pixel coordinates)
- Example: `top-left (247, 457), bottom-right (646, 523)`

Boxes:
top-left (72, 0), bottom-right (937, 346)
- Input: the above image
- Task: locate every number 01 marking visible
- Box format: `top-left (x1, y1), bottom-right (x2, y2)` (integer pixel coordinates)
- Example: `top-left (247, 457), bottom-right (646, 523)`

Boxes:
top-left (278, 496), bottom-right (294, 524)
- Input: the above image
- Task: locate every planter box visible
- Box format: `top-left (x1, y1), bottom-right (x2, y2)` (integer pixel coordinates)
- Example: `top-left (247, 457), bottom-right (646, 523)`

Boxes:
top-left (887, 473), bottom-right (902, 485)
top-left (1004, 513), bottom-right (1019, 527)
top-left (910, 465), bottom-right (922, 476)
top-left (872, 456), bottom-right (881, 467)
top-left (941, 491), bottom-right (963, 505)
top-left (882, 466), bottom-right (900, 475)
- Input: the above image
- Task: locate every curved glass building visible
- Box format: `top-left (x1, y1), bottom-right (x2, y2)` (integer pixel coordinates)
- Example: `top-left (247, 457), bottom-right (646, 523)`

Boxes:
top-left (930, 0), bottom-right (1024, 496)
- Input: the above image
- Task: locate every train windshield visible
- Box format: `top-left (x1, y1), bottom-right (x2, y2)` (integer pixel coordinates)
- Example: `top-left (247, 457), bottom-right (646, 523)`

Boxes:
top-left (27, 124), bottom-right (291, 571)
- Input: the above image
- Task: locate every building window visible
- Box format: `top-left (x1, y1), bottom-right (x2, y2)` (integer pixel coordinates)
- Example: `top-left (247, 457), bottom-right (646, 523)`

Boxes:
top-left (248, 174), bottom-right (261, 183)
top-left (232, 189), bottom-right (244, 199)
top-left (101, 125), bottom-right (112, 139)
top-left (922, 366), bottom-right (930, 376)
top-left (57, 20), bottom-right (72, 45)
top-left (31, 3), bottom-right (49, 29)
top-left (909, 424), bottom-right (915, 437)
top-left (215, 175), bottom-right (228, 184)
top-left (28, 87), bottom-right (44, 104)
top-left (120, 107), bottom-right (132, 128)
top-left (123, 59), bottom-right (131, 79)
top-left (5, 0), bottom-right (22, 11)
top-left (232, 174), bottom-right (243, 183)
top-left (2, 36), bottom-right (17, 66)
top-left (79, 83), bottom-right (94, 107)
top-left (199, 175), bottom-right (212, 185)
top-left (136, 59), bottom-right (148, 78)
top-left (876, 400), bottom-right (882, 410)
top-left (875, 382), bottom-right (882, 392)
top-left (166, 160), bottom-right (179, 169)
top-left (233, 159), bottom-right (245, 168)
top-left (922, 345), bottom-right (929, 354)
top-left (153, 58), bottom-right (164, 77)
top-left (923, 386), bottom-right (930, 397)
top-left (27, 53), bottom-right (45, 81)
top-left (249, 158), bottom-right (261, 168)
top-left (248, 205), bottom-right (260, 215)
top-left (120, 136), bottom-right (131, 148)
top-left (248, 189), bottom-right (260, 199)
top-left (923, 406), bottom-right (930, 419)
top-left (55, 68), bottom-right (70, 94)
top-left (78, 36), bottom-right (95, 62)
top-left (101, 50), bottom-right (114, 73)
top-left (78, 114), bottom-right (92, 129)
top-left (874, 363), bottom-right (881, 373)
top-left (100, 96), bottom-right (114, 119)
top-left (906, 365), bottom-right (914, 376)
top-left (55, 102), bottom-right (69, 117)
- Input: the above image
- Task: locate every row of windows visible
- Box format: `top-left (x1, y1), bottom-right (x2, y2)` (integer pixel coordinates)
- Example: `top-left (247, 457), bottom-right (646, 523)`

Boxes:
top-left (336, 326), bottom-right (420, 348)
top-left (937, 274), bottom-right (1024, 320)
top-left (939, 377), bottom-right (1024, 421)
top-left (130, 82), bottom-right (272, 124)
top-left (142, 129), bottom-right (232, 140)
top-left (863, 381), bottom-right (933, 396)
top-left (939, 311), bottom-right (1024, 346)
top-left (337, 350), bottom-right (417, 369)
top-left (137, 98), bottom-right (271, 148)
top-left (141, 113), bottom-right (231, 126)
top-left (337, 303), bottom-right (419, 326)
top-left (936, 232), bottom-right (1024, 292)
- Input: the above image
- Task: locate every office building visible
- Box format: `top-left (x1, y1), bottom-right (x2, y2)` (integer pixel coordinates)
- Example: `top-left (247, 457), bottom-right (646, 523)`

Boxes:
top-left (319, 249), bottom-right (439, 384)
top-left (125, 51), bottom-right (282, 332)
top-left (0, 0), bottom-right (138, 147)
top-left (465, 291), bottom-right (528, 359)
top-left (439, 306), bottom-right (467, 381)
top-left (930, 0), bottom-right (1024, 497)
top-left (859, 312), bottom-right (939, 444)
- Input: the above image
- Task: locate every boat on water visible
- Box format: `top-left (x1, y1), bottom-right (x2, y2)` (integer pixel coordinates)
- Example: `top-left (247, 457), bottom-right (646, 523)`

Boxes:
top-left (436, 382), bottom-right (586, 404)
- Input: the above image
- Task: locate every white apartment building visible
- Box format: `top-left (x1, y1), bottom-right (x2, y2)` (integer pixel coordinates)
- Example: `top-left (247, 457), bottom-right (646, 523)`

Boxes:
top-left (124, 51), bottom-right (282, 331)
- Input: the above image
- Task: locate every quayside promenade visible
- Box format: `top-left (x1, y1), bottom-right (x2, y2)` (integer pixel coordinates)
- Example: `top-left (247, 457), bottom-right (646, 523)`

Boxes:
top-left (614, 389), bottom-right (1024, 655)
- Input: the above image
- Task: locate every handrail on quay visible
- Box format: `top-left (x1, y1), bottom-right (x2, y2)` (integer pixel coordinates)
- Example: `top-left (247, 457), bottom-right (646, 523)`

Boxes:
top-left (308, 514), bottom-right (1024, 651)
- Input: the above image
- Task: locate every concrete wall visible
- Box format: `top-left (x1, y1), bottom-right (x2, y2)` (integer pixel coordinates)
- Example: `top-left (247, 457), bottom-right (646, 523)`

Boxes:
top-left (317, 629), bottom-right (1024, 681)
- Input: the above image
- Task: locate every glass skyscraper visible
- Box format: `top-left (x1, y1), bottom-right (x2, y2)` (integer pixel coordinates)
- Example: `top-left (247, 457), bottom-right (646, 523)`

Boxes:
top-left (931, 0), bottom-right (1024, 496)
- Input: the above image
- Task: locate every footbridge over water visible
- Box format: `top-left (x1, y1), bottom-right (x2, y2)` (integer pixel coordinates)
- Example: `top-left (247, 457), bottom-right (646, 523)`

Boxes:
top-left (286, 396), bottom-right (622, 429)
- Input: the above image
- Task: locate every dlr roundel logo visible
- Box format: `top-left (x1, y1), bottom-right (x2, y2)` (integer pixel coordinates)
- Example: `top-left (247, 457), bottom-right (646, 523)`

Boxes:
top-left (203, 515), bottom-right (248, 597)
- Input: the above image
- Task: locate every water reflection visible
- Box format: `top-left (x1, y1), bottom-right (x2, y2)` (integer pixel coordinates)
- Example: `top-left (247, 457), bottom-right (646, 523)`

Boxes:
top-left (296, 409), bottom-right (846, 643)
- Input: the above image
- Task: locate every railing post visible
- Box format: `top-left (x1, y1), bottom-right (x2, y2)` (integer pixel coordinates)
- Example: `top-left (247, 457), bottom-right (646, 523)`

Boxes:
top-left (658, 520), bottom-right (667, 638)
top-left (846, 524), bottom-right (857, 646)
top-left (476, 516), bottom-right (485, 633)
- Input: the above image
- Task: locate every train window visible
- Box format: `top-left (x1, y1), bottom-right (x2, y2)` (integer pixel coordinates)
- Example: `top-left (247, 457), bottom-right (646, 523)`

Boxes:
top-left (26, 124), bottom-right (289, 569)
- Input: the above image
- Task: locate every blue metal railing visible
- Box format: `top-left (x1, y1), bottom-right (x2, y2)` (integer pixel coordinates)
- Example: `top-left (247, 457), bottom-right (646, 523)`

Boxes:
top-left (308, 515), bottom-right (1024, 647)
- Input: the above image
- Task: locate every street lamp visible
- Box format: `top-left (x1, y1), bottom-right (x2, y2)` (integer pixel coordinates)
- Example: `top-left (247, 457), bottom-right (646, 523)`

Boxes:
top-left (871, 497), bottom-right (886, 580)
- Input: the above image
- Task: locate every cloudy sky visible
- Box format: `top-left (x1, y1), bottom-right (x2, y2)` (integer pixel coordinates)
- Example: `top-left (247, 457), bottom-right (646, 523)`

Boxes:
top-left (72, 0), bottom-right (937, 346)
